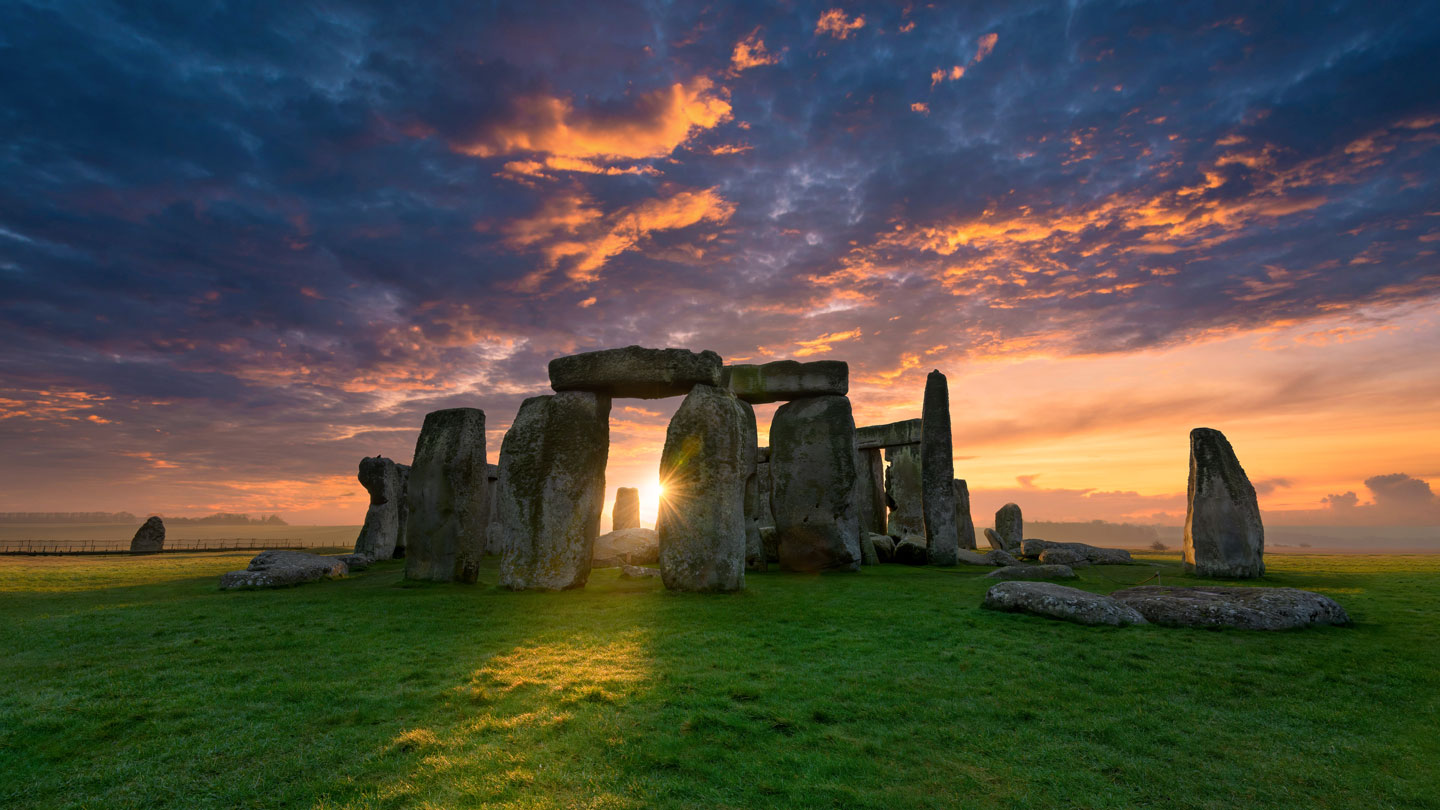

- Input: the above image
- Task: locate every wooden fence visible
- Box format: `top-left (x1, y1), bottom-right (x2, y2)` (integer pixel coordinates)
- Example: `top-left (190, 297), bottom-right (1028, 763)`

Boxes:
top-left (0, 538), bottom-right (340, 556)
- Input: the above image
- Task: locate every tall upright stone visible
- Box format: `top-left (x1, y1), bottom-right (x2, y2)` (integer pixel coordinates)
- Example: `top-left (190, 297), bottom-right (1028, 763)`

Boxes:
top-left (482, 464), bottom-right (502, 555)
top-left (753, 450), bottom-right (776, 562)
top-left (393, 463), bottom-right (410, 558)
top-left (954, 478), bottom-right (977, 550)
top-left (498, 392), bottom-right (611, 590)
top-left (921, 370), bottom-right (959, 565)
top-left (612, 487), bottom-right (640, 531)
top-left (1185, 427), bottom-right (1265, 578)
top-left (770, 395), bottom-right (862, 572)
top-left (130, 516), bottom-right (165, 554)
top-left (657, 384), bottom-right (750, 592)
top-left (353, 455), bottom-right (405, 560)
top-left (405, 408), bottom-right (488, 583)
top-left (995, 503), bottom-right (1023, 552)
top-left (856, 447), bottom-right (888, 535)
top-left (885, 445), bottom-right (924, 536)
top-left (736, 402), bottom-right (766, 571)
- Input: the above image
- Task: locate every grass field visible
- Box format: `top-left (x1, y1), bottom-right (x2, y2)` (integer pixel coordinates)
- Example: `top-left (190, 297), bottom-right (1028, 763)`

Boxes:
top-left (1, 551), bottom-right (1437, 809)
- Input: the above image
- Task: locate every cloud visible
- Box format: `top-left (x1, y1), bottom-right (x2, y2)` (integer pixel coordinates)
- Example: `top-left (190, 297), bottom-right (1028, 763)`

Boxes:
top-left (1365, 473), bottom-right (1436, 504)
top-left (816, 9), bottom-right (864, 40)
top-left (732, 28), bottom-right (781, 70)
top-left (973, 33), bottom-right (998, 64)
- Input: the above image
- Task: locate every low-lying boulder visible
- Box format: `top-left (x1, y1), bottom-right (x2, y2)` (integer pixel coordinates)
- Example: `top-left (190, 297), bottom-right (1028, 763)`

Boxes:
top-left (620, 564), bottom-right (662, 579)
top-left (1038, 548), bottom-right (1090, 567)
top-left (870, 533), bottom-right (896, 563)
top-left (1110, 586), bottom-right (1351, 630)
top-left (593, 527), bottom-right (659, 568)
top-left (983, 582), bottom-right (1149, 627)
top-left (893, 534), bottom-right (928, 566)
top-left (332, 553), bottom-right (372, 571)
top-left (986, 564), bottom-right (1077, 581)
top-left (220, 551), bottom-right (348, 590)
top-left (955, 549), bottom-right (1020, 567)
top-left (1022, 538), bottom-right (1134, 565)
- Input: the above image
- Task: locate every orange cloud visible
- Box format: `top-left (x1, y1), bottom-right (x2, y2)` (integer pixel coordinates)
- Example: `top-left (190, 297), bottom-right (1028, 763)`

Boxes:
top-left (816, 9), bottom-right (865, 40)
top-left (931, 65), bottom-right (965, 87)
top-left (732, 28), bottom-right (781, 70)
top-left (786, 329), bottom-right (863, 357)
top-left (910, 101), bottom-right (930, 114)
top-left (454, 76), bottom-right (731, 164)
top-left (973, 32), bottom-right (998, 63)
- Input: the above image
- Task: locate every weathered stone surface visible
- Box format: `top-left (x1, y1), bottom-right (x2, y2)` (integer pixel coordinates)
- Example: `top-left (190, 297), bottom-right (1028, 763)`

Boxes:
top-left (612, 487), bottom-right (640, 531)
top-left (885, 445), bottom-right (924, 536)
top-left (871, 533), bottom-right (896, 563)
top-left (984, 527), bottom-right (1018, 553)
top-left (394, 464), bottom-right (410, 558)
top-left (723, 360), bottom-right (848, 404)
top-left (856, 448), bottom-right (888, 536)
top-left (620, 564), bottom-right (662, 579)
top-left (987, 549), bottom-right (1021, 566)
top-left (220, 550), bottom-right (348, 590)
top-left (954, 479), bottom-right (977, 551)
top-left (1185, 427), bottom-right (1265, 578)
top-left (770, 395), bottom-right (862, 573)
top-left (1020, 538), bottom-right (1133, 565)
top-left (759, 526), bottom-right (780, 563)
top-left (497, 392), bottom-right (610, 591)
top-left (894, 534), bottom-right (928, 565)
top-left (130, 516), bottom-right (165, 554)
top-left (739, 401), bottom-right (765, 572)
top-left (592, 527), bottom-right (659, 568)
top-left (860, 532), bottom-right (879, 565)
top-left (549, 345), bottom-right (723, 399)
top-left (657, 384), bottom-right (750, 592)
top-left (955, 548), bottom-right (1020, 566)
top-left (983, 582), bottom-right (1149, 627)
top-left (986, 564), bottom-right (1078, 581)
top-left (921, 370), bottom-right (958, 566)
top-left (405, 408), bottom-right (489, 583)
top-left (1111, 586), bottom-right (1350, 630)
top-left (995, 503), bottom-right (1023, 552)
top-left (482, 463), bottom-right (501, 556)
top-left (749, 457), bottom-right (774, 570)
top-left (856, 419), bottom-right (922, 450)
top-left (1039, 548), bottom-right (1091, 567)
top-left (354, 456), bottom-right (405, 560)
top-left (332, 553), bottom-right (372, 571)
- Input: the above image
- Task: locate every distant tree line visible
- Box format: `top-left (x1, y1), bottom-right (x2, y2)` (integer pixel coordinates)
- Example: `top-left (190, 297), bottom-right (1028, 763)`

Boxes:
top-left (161, 513), bottom-right (289, 526)
top-left (0, 511), bottom-right (287, 525)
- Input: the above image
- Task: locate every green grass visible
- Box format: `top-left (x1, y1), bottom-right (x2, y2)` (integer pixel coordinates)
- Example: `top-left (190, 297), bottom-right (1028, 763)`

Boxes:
top-left (1, 551), bottom-right (1438, 809)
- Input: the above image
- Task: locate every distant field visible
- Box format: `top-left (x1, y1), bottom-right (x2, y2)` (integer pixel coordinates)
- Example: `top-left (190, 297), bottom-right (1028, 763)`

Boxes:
top-left (1, 552), bottom-right (1437, 809)
top-left (0, 523), bottom-right (360, 551)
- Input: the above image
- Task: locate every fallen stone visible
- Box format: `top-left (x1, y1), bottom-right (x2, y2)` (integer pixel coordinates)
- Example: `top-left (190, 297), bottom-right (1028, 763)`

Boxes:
top-left (1185, 427), bottom-right (1265, 578)
top-left (871, 533), bottom-right (896, 563)
top-left (893, 534), bottom-right (928, 566)
top-left (592, 527), bottom-right (659, 568)
top-left (955, 548), bottom-right (1021, 567)
top-left (332, 553), bottom-right (372, 571)
top-left (498, 392), bottom-right (610, 591)
top-left (995, 503), bottom-right (1023, 552)
top-left (130, 516), bottom-right (165, 554)
top-left (921, 370), bottom-right (959, 566)
top-left (220, 550), bottom-right (348, 590)
top-left (620, 564), bottom-right (662, 579)
top-left (954, 479), bottom-right (977, 550)
top-left (1039, 548), bottom-right (1091, 567)
top-left (986, 564), bottom-right (1078, 581)
top-left (549, 345), bottom-right (722, 399)
top-left (723, 360), bottom-right (848, 404)
top-left (986, 549), bottom-right (1021, 566)
top-left (612, 487), bottom-right (640, 531)
top-left (770, 395), bottom-right (862, 573)
top-left (1111, 586), bottom-right (1350, 630)
top-left (982, 582), bottom-right (1149, 627)
top-left (885, 444), bottom-right (924, 536)
top-left (354, 456), bottom-right (405, 560)
top-left (855, 419), bottom-right (922, 450)
top-left (657, 384), bottom-right (750, 592)
top-left (1023, 538), bottom-right (1135, 565)
top-left (405, 407), bottom-right (489, 583)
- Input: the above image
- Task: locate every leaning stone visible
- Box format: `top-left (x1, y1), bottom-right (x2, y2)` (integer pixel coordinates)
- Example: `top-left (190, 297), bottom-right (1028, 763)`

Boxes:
top-left (984, 528), bottom-right (1017, 553)
top-left (871, 533), bottom-right (896, 563)
top-left (620, 564), bottom-right (662, 579)
top-left (723, 360), bottom-right (848, 404)
top-left (592, 527), bottom-right (659, 568)
top-left (498, 392), bottom-right (610, 591)
top-left (860, 532), bottom-right (879, 566)
top-left (982, 582), bottom-right (1149, 627)
top-left (220, 550), bottom-right (348, 590)
top-left (549, 345), bottom-right (723, 399)
top-left (954, 479), bottom-right (977, 550)
top-left (1039, 548), bottom-right (1090, 567)
top-left (1110, 586), bottom-right (1350, 630)
top-left (770, 395), bottom-right (862, 573)
top-left (995, 503), bottom-right (1023, 552)
top-left (893, 534), bottom-right (928, 566)
top-left (920, 370), bottom-right (959, 565)
top-left (1185, 427), bottom-right (1265, 578)
top-left (855, 419), bottom-right (922, 450)
top-left (885, 445), bottom-right (924, 536)
top-left (657, 384), bottom-right (750, 592)
top-left (986, 564), bottom-right (1078, 581)
top-left (612, 487), bottom-right (640, 531)
top-left (130, 516), bottom-right (165, 554)
top-left (405, 408), bottom-right (489, 583)
top-left (354, 456), bottom-right (405, 560)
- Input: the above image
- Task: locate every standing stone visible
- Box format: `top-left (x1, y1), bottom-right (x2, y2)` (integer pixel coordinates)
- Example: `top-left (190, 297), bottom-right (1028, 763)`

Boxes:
top-left (750, 448), bottom-right (775, 545)
top-left (405, 408), bottom-right (489, 583)
top-left (482, 464), bottom-right (502, 555)
top-left (498, 392), bottom-right (611, 590)
top-left (612, 487), bottom-right (641, 531)
top-left (657, 384), bottom-right (750, 592)
top-left (393, 464), bottom-right (410, 559)
top-left (921, 370), bottom-right (959, 565)
top-left (954, 479), bottom-right (977, 550)
top-left (353, 456), bottom-right (404, 560)
top-left (885, 445), bottom-right (924, 536)
top-left (1185, 427), bottom-right (1265, 578)
top-left (770, 395), bottom-right (862, 572)
top-left (129, 516), bottom-right (165, 554)
top-left (856, 448), bottom-right (888, 535)
top-left (739, 402), bottom-right (766, 571)
top-left (995, 503), bottom-right (1023, 552)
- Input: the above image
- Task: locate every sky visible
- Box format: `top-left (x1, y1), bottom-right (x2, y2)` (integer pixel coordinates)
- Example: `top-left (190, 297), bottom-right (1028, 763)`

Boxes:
top-left (1, 1), bottom-right (1438, 528)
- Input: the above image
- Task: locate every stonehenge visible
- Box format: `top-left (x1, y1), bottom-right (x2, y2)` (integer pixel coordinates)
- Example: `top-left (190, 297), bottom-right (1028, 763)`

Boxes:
top-left (953, 479), bottom-right (976, 550)
top-left (770, 394), bottom-right (862, 572)
top-left (1185, 427), bottom-right (1265, 578)
top-left (549, 345), bottom-right (722, 399)
top-left (723, 359), bottom-right (848, 404)
top-left (405, 407), bottom-right (489, 583)
top-left (884, 445), bottom-right (924, 536)
top-left (130, 516), bottom-right (165, 554)
top-left (920, 370), bottom-right (959, 565)
top-left (612, 487), bottom-right (640, 531)
top-left (994, 503), bottom-right (1023, 552)
top-left (353, 456), bottom-right (407, 560)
